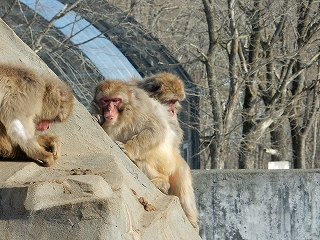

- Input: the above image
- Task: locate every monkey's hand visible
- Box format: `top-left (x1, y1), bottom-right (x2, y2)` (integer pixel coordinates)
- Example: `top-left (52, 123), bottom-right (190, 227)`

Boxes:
top-left (37, 134), bottom-right (62, 165)
top-left (115, 141), bottom-right (127, 154)
top-left (92, 114), bottom-right (104, 125)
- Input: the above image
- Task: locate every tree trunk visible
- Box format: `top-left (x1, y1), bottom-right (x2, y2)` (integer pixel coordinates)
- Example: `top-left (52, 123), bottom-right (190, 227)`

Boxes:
top-left (290, 125), bottom-right (306, 169)
top-left (205, 60), bottom-right (224, 169)
top-left (239, 0), bottom-right (262, 169)
top-left (202, 0), bottom-right (224, 169)
top-left (269, 123), bottom-right (289, 162)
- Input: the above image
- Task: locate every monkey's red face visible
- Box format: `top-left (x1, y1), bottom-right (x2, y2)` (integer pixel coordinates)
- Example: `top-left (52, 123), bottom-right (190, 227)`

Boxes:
top-left (99, 96), bottom-right (122, 121)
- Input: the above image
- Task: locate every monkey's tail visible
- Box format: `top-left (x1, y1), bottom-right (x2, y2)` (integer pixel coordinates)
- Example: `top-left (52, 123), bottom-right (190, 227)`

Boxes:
top-left (169, 156), bottom-right (199, 233)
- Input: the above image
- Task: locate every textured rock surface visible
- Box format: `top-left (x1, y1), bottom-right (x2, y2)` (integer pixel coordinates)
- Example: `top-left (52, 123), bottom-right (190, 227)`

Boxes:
top-left (0, 19), bottom-right (200, 240)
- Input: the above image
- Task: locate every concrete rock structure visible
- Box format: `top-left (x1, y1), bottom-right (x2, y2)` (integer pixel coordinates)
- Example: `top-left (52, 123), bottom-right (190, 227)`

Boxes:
top-left (0, 20), bottom-right (200, 240)
top-left (194, 169), bottom-right (320, 240)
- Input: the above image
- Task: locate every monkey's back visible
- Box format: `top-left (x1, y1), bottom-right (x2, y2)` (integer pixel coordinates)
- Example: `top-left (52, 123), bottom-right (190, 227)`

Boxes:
top-left (0, 64), bottom-right (44, 122)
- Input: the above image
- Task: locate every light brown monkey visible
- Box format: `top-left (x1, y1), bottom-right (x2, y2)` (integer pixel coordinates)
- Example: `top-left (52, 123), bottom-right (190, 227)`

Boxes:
top-left (0, 63), bottom-right (73, 166)
top-left (136, 72), bottom-right (186, 141)
top-left (94, 79), bottom-right (199, 232)
top-left (136, 74), bottom-right (199, 229)
top-left (138, 72), bottom-right (185, 116)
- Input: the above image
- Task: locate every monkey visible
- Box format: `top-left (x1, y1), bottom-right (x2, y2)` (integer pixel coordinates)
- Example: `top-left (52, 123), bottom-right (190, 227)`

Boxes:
top-left (0, 63), bottom-right (74, 166)
top-left (94, 79), bottom-right (174, 193)
top-left (135, 74), bottom-right (199, 230)
top-left (94, 79), bottom-right (199, 232)
top-left (138, 72), bottom-right (185, 116)
top-left (135, 72), bottom-right (186, 142)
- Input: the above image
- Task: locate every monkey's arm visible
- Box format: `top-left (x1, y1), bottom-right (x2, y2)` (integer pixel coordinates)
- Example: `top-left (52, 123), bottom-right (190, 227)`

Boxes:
top-left (123, 125), bottom-right (165, 161)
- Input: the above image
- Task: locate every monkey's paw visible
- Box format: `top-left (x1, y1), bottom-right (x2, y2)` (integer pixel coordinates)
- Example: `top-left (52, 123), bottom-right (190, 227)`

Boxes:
top-left (115, 141), bottom-right (127, 154)
top-left (92, 114), bottom-right (104, 125)
top-left (151, 178), bottom-right (170, 194)
top-left (37, 134), bottom-right (62, 162)
top-left (38, 154), bottom-right (55, 167)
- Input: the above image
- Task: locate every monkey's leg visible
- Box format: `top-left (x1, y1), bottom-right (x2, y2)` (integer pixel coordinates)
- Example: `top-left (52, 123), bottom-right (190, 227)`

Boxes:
top-left (17, 138), bottom-right (55, 167)
top-left (0, 133), bottom-right (17, 158)
top-left (135, 161), bottom-right (170, 194)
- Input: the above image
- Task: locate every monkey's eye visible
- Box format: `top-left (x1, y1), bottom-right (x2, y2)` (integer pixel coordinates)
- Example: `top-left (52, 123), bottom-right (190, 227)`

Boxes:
top-left (111, 98), bottom-right (122, 106)
top-left (100, 97), bottom-right (122, 107)
top-left (100, 98), bottom-right (109, 104)
top-left (111, 98), bottom-right (121, 103)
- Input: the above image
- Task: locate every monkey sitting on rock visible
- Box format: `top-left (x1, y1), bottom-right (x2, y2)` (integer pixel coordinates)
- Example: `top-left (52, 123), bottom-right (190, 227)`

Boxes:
top-left (0, 63), bottom-right (73, 166)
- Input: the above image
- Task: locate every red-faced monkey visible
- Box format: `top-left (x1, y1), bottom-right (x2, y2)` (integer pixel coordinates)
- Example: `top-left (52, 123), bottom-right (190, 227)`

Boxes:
top-left (94, 79), bottom-right (199, 232)
top-left (0, 63), bottom-right (73, 166)
top-left (138, 72), bottom-right (185, 116)
top-left (136, 72), bottom-right (186, 141)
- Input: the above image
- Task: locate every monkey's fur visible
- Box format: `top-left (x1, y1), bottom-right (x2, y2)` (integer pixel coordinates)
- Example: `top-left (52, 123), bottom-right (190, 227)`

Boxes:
top-left (139, 72), bottom-right (185, 104)
top-left (136, 72), bottom-right (186, 142)
top-left (95, 79), bottom-right (199, 232)
top-left (0, 63), bottom-right (73, 166)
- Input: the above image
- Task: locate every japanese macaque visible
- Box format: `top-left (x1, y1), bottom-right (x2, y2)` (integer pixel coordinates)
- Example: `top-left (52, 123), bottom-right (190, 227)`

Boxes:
top-left (0, 63), bottom-right (73, 166)
top-left (94, 79), bottom-right (199, 232)
top-left (136, 72), bottom-right (186, 141)
top-left (138, 72), bottom-right (185, 116)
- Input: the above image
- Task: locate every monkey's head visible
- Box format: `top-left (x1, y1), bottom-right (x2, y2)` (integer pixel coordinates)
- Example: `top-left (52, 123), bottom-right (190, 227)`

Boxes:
top-left (95, 80), bottom-right (131, 123)
top-left (141, 72), bottom-right (185, 116)
top-left (35, 81), bottom-right (74, 131)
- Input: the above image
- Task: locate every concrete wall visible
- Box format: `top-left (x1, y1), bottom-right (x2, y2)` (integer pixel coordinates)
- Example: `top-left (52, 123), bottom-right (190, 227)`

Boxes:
top-left (192, 169), bottom-right (320, 240)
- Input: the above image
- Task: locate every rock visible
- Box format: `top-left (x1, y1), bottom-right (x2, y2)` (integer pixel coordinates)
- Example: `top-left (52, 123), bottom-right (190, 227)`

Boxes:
top-left (0, 19), bottom-right (200, 240)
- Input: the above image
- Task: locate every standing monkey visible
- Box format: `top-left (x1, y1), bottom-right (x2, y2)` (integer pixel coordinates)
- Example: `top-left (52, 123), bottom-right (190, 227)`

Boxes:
top-left (0, 63), bottom-right (73, 166)
top-left (136, 72), bottom-right (186, 141)
top-left (94, 79), bottom-right (199, 232)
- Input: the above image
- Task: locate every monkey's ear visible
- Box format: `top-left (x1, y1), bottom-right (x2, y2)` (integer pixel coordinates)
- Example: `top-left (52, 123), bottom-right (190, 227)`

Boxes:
top-left (143, 79), bottom-right (162, 93)
top-left (45, 84), bottom-right (68, 100)
top-left (57, 79), bottom-right (73, 101)
top-left (56, 88), bottom-right (68, 100)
